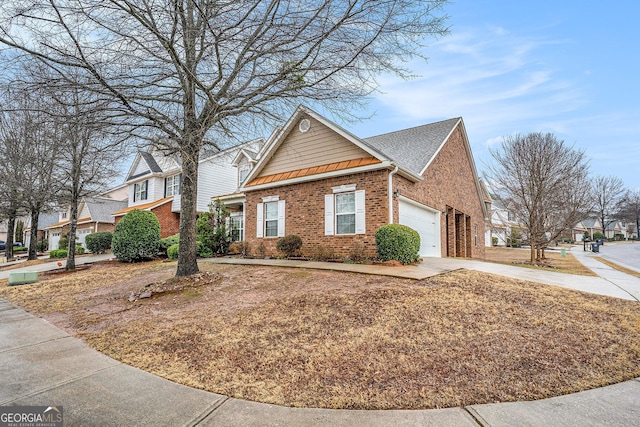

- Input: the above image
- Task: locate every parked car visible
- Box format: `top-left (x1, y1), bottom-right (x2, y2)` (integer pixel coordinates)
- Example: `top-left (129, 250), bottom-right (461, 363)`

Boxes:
top-left (0, 241), bottom-right (23, 250)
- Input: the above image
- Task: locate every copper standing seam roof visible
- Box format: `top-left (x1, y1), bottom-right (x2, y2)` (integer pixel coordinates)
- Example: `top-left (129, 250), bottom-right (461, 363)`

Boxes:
top-left (45, 217), bottom-right (93, 230)
top-left (245, 157), bottom-right (382, 187)
top-left (111, 197), bottom-right (174, 217)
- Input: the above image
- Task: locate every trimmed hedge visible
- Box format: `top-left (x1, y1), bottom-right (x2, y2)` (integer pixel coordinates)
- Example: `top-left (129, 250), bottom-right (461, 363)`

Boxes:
top-left (85, 232), bottom-right (113, 254)
top-left (167, 243), bottom-right (179, 260)
top-left (276, 234), bottom-right (303, 257)
top-left (50, 249), bottom-right (68, 258)
top-left (160, 233), bottom-right (180, 253)
top-left (375, 224), bottom-right (420, 264)
top-left (112, 210), bottom-right (161, 262)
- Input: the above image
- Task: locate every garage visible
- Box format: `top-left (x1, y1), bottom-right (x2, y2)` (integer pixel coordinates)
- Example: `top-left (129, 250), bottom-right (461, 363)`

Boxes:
top-left (398, 198), bottom-right (440, 257)
top-left (49, 232), bottom-right (61, 251)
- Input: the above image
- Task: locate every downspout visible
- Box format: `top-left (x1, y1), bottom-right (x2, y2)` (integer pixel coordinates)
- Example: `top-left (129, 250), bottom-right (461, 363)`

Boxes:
top-left (388, 165), bottom-right (399, 224)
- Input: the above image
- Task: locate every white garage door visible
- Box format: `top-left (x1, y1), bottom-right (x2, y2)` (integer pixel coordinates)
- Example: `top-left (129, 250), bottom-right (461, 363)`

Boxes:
top-left (49, 232), bottom-right (61, 251)
top-left (398, 199), bottom-right (440, 257)
top-left (77, 228), bottom-right (92, 248)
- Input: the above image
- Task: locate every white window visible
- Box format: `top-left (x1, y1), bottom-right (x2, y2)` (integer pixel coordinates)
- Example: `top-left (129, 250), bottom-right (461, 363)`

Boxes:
top-left (256, 198), bottom-right (285, 238)
top-left (229, 214), bottom-right (244, 242)
top-left (336, 192), bottom-right (356, 234)
top-left (134, 180), bottom-right (148, 202)
top-left (165, 174), bottom-right (182, 196)
top-left (325, 188), bottom-right (365, 235)
top-left (239, 165), bottom-right (251, 184)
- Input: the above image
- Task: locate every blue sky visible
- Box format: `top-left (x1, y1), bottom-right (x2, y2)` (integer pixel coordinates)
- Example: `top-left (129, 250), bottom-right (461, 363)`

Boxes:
top-left (346, 1), bottom-right (640, 190)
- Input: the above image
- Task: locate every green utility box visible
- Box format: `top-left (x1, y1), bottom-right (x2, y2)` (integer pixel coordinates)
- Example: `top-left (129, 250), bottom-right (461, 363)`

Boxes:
top-left (8, 271), bottom-right (38, 286)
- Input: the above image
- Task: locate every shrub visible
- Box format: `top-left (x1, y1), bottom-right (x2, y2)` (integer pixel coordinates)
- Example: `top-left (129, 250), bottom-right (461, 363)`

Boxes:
top-left (112, 210), bottom-right (161, 262)
top-left (492, 237), bottom-right (499, 246)
top-left (197, 200), bottom-right (231, 255)
top-left (159, 233), bottom-right (180, 256)
top-left (196, 240), bottom-right (213, 258)
top-left (85, 232), bottom-right (113, 254)
top-left (256, 242), bottom-right (267, 258)
top-left (37, 240), bottom-right (48, 252)
top-left (75, 244), bottom-right (85, 255)
top-left (375, 224), bottom-right (420, 264)
top-left (167, 243), bottom-right (179, 260)
top-left (312, 245), bottom-right (335, 261)
top-left (348, 242), bottom-right (367, 262)
top-left (593, 231), bottom-right (604, 240)
top-left (229, 241), bottom-right (251, 256)
top-left (50, 249), bottom-right (68, 258)
top-left (58, 235), bottom-right (69, 250)
top-left (13, 246), bottom-right (28, 252)
top-left (276, 234), bottom-right (303, 257)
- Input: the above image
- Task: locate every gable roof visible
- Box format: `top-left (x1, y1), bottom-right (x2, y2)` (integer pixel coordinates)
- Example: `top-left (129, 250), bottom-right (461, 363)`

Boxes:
top-left (583, 218), bottom-right (602, 229)
top-left (139, 151), bottom-right (163, 173)
top-left (364, 118), bottom-right (461, 176)
top-left (241, 106), bottom-right (486, 220)
top-left (85, 197), bottom-right (128, 223)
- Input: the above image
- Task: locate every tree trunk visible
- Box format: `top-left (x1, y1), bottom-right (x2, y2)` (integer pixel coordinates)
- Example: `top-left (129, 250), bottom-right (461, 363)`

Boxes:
top-left (5, 206), bottom-right (16, 261)
top-left (66, 199), bottom-right (78, 271)
top-left (28, 209), bottom-right (40, 260)
top-left (530, 245), bottom-right (535, 263)
top-left (176, 143), bottom-right (200, 277)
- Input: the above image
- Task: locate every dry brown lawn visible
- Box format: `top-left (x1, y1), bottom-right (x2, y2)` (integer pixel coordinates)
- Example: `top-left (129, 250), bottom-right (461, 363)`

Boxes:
top-left (1, 259), bottom-right (638, 410)
top-left (485, 247), bottom-right (596, 276)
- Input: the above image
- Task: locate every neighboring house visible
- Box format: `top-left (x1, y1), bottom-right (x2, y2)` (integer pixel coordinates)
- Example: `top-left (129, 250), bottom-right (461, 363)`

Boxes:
top-left (24, 212), bottom-right (59, 250)
top-left (625, 223), bottom-right (638, 239)
top-left (44, 197), bottom-right (128, 251)
top-left (604, 220), bottom-right (624, 239)
top-left (226, 106), bottom-right (487, 259)
top-left (0, 215), bottom-right (30, 244)
top-left (572, 218), bottom-right (604, 242)
top-left (487, 199), bottom-right (524, 246)
top-left (112, 140), bottom-right (264, 237)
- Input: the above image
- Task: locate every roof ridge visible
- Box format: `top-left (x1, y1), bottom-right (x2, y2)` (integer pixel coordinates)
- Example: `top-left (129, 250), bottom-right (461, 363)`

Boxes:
top-left (364, 117), bottom-right (461, 140)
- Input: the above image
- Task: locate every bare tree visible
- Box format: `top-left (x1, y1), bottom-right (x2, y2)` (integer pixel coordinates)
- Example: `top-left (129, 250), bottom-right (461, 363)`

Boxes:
top-left (50, 86), bottom-right (126, 270)
top-left (486, 133), bottom-right (591, 263)
top-left (0, 97), bottom-right (30, 260)
top-left (620, 189), bottom-right (640, 240)
top-left (591, 175), bottom-right (626, 237)
top-left (0, 80), bottom-right (64, 260)
top-left (0, 0), bottom-right (450, 276)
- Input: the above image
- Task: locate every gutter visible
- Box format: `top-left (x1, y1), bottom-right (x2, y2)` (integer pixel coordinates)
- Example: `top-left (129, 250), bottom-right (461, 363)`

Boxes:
top-left (388, 165), bottom-right (399, 224)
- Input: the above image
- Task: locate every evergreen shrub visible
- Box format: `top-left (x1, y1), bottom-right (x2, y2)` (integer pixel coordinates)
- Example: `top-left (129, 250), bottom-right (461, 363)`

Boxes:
top-left (375, 224), bottom-right (420, 264)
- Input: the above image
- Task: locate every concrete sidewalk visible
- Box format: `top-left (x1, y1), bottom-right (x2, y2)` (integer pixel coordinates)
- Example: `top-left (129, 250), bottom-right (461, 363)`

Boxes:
top-left (205, 251), bottom-right (640, 301)
top-left (0, 253), bottom-right (115, 280)
top-left (2, 299), bottom-right (639, 426)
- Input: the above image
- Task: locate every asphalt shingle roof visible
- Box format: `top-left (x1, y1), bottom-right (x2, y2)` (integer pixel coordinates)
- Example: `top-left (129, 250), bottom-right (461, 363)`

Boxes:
top-left (139, 151), bottom-right (163, 173)
top-left (85, 198), bottom-right (129, 223)
top-left (363, 118), bottom-right (461, 176)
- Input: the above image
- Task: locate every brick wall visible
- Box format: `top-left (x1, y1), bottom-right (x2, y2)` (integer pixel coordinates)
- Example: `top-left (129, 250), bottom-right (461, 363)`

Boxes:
top-left (392, 123), bottom-right (486, 258)
top-left (152, 202), bottom-right (181, 238)
top-left (96, 223), bottom-right (115, 233)
top-left (113, 203), bottom-right (180, 238)
top-left (243, 122), bottom-right (486, 259)
top-left (245, 169), bottom-right (389, 258)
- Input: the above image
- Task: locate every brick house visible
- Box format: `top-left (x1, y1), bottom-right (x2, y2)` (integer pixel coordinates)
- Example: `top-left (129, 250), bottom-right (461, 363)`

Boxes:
top-left (232, 106), bottom-right (487, 259)
top-left (44, 196), bottom-right (128, 251)
top-left (112, 140), bottom-right (263, 238)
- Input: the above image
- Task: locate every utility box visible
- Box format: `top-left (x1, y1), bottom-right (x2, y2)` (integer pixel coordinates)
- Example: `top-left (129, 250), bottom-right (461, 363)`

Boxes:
top-left (8, 271), bottom-right (38, 286)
